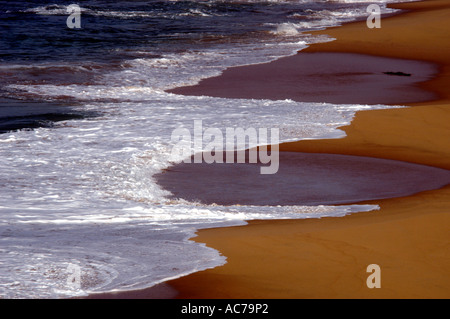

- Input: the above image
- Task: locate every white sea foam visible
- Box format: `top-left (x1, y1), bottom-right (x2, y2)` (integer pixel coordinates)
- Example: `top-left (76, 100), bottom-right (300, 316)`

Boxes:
top-left (21, 4), bottom-right (227, 19)
top-left (0, 86), bottom-right (396, 298)
top-left (22, 5), bottom-right (155, 18)
top-left (272, 23), bottom-right (300, 36)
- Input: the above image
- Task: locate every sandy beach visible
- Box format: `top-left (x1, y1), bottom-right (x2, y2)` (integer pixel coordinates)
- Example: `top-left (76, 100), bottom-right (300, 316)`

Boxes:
top-left (165, 0), bottom-right (450, 299)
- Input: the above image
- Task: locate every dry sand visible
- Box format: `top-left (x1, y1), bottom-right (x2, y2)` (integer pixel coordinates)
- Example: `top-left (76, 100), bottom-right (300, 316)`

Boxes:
top-left (166, 0), bottom-right (450, 299)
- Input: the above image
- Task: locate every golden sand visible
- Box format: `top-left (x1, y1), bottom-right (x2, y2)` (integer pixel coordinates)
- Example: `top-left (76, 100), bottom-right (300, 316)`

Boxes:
top-left (166, 0), bottom-right (450, 299)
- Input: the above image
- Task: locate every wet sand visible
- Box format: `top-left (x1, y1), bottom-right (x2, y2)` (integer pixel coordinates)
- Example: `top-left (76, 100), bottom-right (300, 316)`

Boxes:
top-left (155, 151), bottom-right (450, 206)
top-left (168, 52), bottom-right (438, 105)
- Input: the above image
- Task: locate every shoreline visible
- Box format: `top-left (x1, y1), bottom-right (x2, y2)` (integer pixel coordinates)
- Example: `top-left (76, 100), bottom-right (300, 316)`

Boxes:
top-left (277, 0), bottom-right (450, 171)
top-left (88, 0), bottom-right (450, 299)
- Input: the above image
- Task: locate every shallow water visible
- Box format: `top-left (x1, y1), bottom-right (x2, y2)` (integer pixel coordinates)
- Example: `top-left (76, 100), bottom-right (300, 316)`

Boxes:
top-left (156, 152), bottom-right (450, 206)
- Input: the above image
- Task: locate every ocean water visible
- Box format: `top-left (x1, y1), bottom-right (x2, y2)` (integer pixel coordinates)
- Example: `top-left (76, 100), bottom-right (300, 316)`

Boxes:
top-left (0, 0), bottom-right (417, 298)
